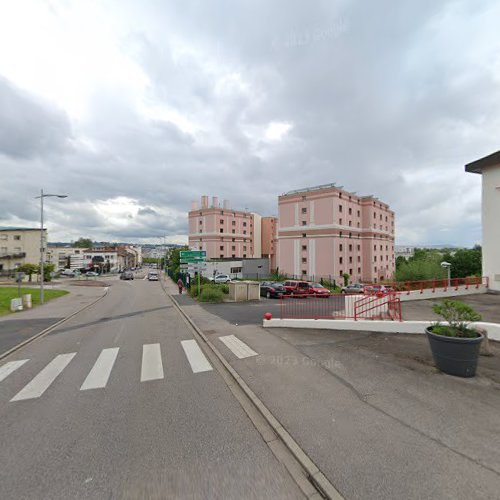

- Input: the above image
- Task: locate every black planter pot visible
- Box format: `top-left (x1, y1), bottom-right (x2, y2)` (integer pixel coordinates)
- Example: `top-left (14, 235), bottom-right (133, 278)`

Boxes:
top-left (425, 327), bottom-right (483, 377)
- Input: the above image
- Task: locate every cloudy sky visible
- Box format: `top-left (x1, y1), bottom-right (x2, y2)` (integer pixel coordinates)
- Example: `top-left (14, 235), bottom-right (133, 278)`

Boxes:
top-left (0, 0), bottom-right (499, 246)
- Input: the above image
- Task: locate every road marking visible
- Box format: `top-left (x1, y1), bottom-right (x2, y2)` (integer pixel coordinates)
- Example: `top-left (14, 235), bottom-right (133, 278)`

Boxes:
top-left (0, 359), bottom-right (29, 382)
top-left (218, 335), bottom-right (258, 359)
top-left (181, 340), bottom-right (213, 373)
top-left (10, 353), bottom-right (76, 401)
top-left (141, 344), bottom-right (164, 381)
top-left (80, 348), bottom-right (119, 390)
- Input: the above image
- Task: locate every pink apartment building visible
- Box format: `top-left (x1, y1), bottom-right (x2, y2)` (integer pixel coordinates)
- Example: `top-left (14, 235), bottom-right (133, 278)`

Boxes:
top-left (277, 184), bottom-right (395, 283)
top-left (189, 196), bottom-right (276, 260)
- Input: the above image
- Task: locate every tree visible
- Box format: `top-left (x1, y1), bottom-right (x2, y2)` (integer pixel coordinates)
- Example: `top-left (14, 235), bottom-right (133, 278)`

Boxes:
top-left (448, 247), bottom-right (482, 278)
top-left (74, 237), bottom-right (93, 248)
top-left (16, 263), bottom-right (38, 282)
top-left (166, 246), bottom-right (188, 277)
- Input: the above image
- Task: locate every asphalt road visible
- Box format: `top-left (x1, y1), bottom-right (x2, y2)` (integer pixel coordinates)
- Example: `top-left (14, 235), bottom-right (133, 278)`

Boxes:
top-left (0, 278), bottom-right (303, 499)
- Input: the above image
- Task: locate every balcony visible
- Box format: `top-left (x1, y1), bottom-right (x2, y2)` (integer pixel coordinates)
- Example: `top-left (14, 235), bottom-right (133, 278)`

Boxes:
top-left (0, 252), bottom-right (26, 259)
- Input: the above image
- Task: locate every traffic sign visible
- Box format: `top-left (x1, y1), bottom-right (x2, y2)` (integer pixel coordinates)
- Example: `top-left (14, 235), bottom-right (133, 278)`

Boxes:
top-left (181, 257), bottom-right (206, 263)
top-left (180, 250), bottom-right (206, 259)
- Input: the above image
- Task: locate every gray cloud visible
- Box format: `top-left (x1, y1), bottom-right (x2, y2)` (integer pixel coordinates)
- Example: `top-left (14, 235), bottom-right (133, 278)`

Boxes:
top-left (0, 77), bottom-right (71, 159)
top-left (0, 0), bottom-right (498, 246)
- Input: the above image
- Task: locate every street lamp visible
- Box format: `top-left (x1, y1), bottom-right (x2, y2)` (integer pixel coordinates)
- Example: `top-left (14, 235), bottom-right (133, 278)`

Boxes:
top-left (35, 189), bottom-right (68, 304)
top-left (441, 261), bottom-right (451, 287)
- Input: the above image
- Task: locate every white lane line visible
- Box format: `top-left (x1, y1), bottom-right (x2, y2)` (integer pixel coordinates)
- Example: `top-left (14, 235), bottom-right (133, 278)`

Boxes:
top-left (218, 335), bottom-right (258, 359)
top-left (181, 340), bottom-right (213, 373)
top-left (141, 344), bottom-right (164, 382)
top-left (10, 353), bottom-right (76, 401)
top-left (80, 348), bottom-right (119, 390)
top-left (0, 359), bottom-right (29, 382)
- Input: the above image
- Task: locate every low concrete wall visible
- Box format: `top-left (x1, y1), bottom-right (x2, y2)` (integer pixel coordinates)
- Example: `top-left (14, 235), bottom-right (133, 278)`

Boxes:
top-left (263, 318), bottom-right (500, 342)
top-left (397, 284), bottom-right (487, 302)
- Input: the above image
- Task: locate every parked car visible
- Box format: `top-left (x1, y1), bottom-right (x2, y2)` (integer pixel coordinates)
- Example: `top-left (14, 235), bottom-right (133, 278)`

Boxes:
top-left (306, 283), bottom-right (331, 297)
top-left (363, 284), bottom-right (393, 295)
top-left (260, 281), bottom-right (286, 298)
top-left (341, 283), bottom-right (365, 294)
top-left (85, 271), bottom-right (99, 277)
top-left (283, 280), bottom-right (311, 296)
top-left (60, 269), bottom-right (75, 277)
top-left (148, 271), bottom-right (159, 281)
top-left (120, 271), bottom-right (134, 280)
top-left (211, 274), bottom-right (231, 284)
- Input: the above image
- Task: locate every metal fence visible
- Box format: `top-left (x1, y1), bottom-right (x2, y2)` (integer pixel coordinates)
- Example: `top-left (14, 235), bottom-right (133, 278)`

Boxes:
top-left (279, 293), bottom-right (402, 321)
top-left (381, 276), bottom-right (488, 294)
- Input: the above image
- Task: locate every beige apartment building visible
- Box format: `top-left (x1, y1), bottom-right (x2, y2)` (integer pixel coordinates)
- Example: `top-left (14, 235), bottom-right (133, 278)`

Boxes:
top-left (0, 227), bottom-right (45, 273)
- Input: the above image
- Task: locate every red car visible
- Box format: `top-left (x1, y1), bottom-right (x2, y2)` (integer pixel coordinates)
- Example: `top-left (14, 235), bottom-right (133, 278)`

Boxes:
top-left (283, 281), bottom-right (312, 296)
top-left (306, 283), bottom-right (331, 297)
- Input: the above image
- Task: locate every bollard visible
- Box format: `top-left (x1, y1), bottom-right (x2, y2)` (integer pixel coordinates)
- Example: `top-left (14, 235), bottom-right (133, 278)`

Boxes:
top-left (22, 294), bottom-right (32, 309)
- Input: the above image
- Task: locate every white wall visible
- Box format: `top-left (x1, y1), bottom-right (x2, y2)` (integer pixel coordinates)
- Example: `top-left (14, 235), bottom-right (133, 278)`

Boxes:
top-left (252, 213), bottom-right (262, 258)
top-left (483, 167), bottom-right (500, 292)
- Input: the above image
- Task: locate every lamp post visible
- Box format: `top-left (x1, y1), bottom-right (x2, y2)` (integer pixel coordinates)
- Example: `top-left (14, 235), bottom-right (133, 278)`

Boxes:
top-left (35, 189), bottom-right (68, 304)
top-left (441, 261), bottom-right (451, 288)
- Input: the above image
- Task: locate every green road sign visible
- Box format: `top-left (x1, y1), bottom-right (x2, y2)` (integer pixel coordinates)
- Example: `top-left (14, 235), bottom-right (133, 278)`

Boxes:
top-left (180, 257), bottom-right (206, 263)
top-left (180, 250), bottom-right (206, 259)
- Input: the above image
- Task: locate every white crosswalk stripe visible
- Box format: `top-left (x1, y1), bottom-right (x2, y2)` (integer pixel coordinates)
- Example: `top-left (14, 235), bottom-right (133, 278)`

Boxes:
top-left (141, 343), bottom-right (164, 381)
top-left (0, 359), bottom-right (29, 382)
top-left (10, 353), bottom-right (76, 402)
top-left (181, 340), bottom-right (213, 373)
top-left (80, 348), bottom-right (119, 390)
top-left (218, 335), bottom-right (258, 359)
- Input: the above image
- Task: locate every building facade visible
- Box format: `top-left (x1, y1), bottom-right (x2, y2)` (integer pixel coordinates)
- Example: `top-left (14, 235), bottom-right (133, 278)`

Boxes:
top-left (277, 184), bottom-right (395, 283)
top-left (466, 150), bottom-right (500, 292)
top-left (0, 227), bottom-right (44, 273)
top-left (261, 216), bottom-right (278, 270)
top-left (188, 196), bottom-right (262, 259)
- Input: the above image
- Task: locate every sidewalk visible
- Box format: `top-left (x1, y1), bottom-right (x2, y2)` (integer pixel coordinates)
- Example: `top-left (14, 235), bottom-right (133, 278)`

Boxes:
top-left (161, 274), bottom-right (500, 500)
top-left (0, 283), bottom-right (107, 357)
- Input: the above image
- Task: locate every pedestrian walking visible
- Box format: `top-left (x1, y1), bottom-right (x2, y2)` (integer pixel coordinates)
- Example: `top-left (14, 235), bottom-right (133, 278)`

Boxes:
top-left (177, 278), bottom-right (183, 294)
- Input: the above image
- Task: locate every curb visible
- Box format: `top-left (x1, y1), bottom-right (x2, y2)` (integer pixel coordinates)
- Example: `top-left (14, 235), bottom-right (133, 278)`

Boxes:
top-left (160, 276), bottom-right (343, 500)
top-left (0, 287), bottom-right (109, 362)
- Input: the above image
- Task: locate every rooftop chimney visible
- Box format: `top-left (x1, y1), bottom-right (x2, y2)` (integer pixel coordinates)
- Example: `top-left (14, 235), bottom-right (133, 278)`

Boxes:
top-left (212, 196), bottom-right (219, 208)
top-left (201, 195), bottom-right (209, 209)
top-left (191, 200), bottom-right (199, 210)
top-left (223, 199), bottom-right (230, 209)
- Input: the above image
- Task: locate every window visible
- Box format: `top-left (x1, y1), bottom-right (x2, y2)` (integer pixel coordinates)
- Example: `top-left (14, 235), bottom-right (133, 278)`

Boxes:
top-left (357, 222), bottom-right (360, 228)
top-left (339, 244), bottom-right (343, 251)
top-left (348, 220), bottom-right (352, 226)
top-left (232, 246), bottom-right (236, 250)
top-left (349, 233), bottom-right (352, 238)
top-left (373, 212), bottom-right (376, 218)
top-left (302, 221), bottom-right (307, 226)
top-left (385, 216), bottom-right (388, 222)
top-left (243, 230), bottom-right (247, 234)
top-left (339, 231), bottom-right (343, 237)
top-left (232, 221), bottom-right (236, 226)
top-left (243, 254), bottom-right (247, 258)
top-left (349, 257), bottom-right (352, 263)
top-left (358, 267), bottom-right (361, 273)
top-left (302, 269), bottom-right (307, 275)
top-left (220, 228), bottom-right (223, 233)
top-left (232, 238), bottom-right (235, 241)
top-left (244, 246), bottom-right (247, 251)
top-left (220, 246), bottom-right (224, 250)
top-left (348, 208), bottom-right (352, 215)
top-left (302, 208), bottom-right (307, 214)
top-left (220, 219), bottom-right (223, 224)
top-left (386, 245), bottom-right (388, 251)
top-left (380, 214), bottom-right (382, 220)
top-left (357, 210), bottom-right (360, 217)
top-left (340, 270), bottom-right (343, 275)
top-left (302, 233), bottom-right (306, 238)
top-left (339, 257), bottom-right (343, 264)
top-left (243, 222), bottom-right (247, 227)
top-left (374, 245), bottom-right (376, 251)
top-left (339, 205), bottom-right (343, 212)
top-left (349, 268), bottom-right (352, 275)
top-left (302, 257), bottom-right (307, 263)
top-left (374, 256), bottom-right (377, 262)
top-left (14, 235), bottom-right (21, 240)
top-left (380, 245), bottom-right (383, 251)
top-left (199, 220), bottom-right (203, 225)
top-left (220, 254), bottom-right (224, 258)
top-left (339, 218), bottom-right (342, 225)
top-left (374, 266), bottom-right (377, 272)
top-left (232, 229), bottom-right (235, 234)
top-left (357, 256), bottom-right (360, 262)
top-left (232, 254), bottom-right (236, 258)
top-left (349, 244), bottom-right (352, 251)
